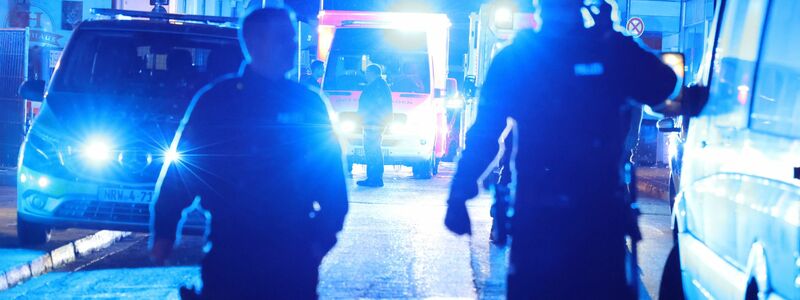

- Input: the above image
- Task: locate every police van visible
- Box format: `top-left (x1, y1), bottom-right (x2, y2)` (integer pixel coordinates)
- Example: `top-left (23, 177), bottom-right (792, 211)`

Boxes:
top-left (16, 9), bottom-right (242, 245)
top-left (659, 0), bottom-right (800, 298)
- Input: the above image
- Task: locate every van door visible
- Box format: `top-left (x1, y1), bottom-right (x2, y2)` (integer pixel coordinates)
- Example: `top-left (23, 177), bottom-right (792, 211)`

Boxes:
top-left (680, 0), bottom-right (769, 297)
top-left (739, 0), bottom-right (800, 297)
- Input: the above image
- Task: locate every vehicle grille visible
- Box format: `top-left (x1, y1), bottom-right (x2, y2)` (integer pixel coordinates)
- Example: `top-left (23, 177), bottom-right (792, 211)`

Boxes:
top-left (56, 200), bottom-right (150, 223)
top-left (55, 200), bottom-right (206, 226)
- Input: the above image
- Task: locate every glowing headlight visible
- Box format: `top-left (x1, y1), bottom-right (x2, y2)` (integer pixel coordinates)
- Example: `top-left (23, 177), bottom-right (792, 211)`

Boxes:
top-left (164, 148), bottom-right (181, 163)
top-left (389, 121), bottom-right (404, 133)
top-left (82, 137), bottom-right (114, 164)
top-left (389, 121), bottom-right (430, 136)
top-left (37, 176), bottom-right (50, 188)
top-left (339, 120), bottom-right (357, 133)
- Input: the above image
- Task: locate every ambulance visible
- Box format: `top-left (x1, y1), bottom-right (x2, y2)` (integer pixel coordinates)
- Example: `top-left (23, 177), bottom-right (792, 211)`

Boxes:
top-left (317, 10), bottom-right (453, 178)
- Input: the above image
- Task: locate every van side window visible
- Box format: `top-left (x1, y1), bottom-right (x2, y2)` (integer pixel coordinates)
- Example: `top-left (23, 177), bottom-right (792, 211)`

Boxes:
top-left (749, 0), bottom-right (800, 137)
top-left (705, 0), bottom-right (768, 127)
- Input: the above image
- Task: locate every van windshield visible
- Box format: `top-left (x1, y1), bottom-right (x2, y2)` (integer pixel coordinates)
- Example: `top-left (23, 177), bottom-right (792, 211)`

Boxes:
top-left (322, 28), bottom-right (430, 93)
top-left (51, 29), bottom-right (242, 100)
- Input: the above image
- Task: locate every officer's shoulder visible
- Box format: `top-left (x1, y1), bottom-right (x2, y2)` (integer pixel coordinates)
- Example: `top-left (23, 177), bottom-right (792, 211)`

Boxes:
top-left (286, 80), bottom-right (330, 112)
top-left (286, 80), bottom-right (324, 102)
top-left (196, 73), bottom-right (242, 99)
top-left (513, 29), bottom-right (539, 45)
top-left (606, 31), bottom-right (651, 52)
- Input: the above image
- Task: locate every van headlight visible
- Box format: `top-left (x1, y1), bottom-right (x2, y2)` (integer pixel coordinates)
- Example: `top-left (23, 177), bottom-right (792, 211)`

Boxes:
top-left (81, 136), bottom-right (115, 166)
top-left (164, 148), bottom-right (181, 164)
top-left (389, 120), bottom-right (431, 136)
top-left (338, 120), bottom-right (358, 134)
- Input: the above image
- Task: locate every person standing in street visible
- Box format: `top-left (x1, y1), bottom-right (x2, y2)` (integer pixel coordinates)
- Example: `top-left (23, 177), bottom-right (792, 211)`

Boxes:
top-left (301, 60), bottom-right (325, 89)
top-left (357, 64), bottom-right (393, 187)
top-left (444, 0), bottom-right (679, 299)
top-left (149, 7), bottom-right (348, 299)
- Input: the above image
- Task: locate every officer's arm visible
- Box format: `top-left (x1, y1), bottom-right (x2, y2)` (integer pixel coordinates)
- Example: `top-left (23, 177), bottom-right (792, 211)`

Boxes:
top-left (310, 95), bottom-right (349, 242)
top-left (150, 89), bottom-right (212, 246)
top-left (618, 37), bottom-right (679, 107)
top-left (450, 51), bottom-right (514, 202)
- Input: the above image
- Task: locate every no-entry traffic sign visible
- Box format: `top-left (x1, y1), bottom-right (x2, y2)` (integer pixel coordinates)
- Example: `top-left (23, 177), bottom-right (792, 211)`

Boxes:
top-left (626, 17), bottom-right (645, 38)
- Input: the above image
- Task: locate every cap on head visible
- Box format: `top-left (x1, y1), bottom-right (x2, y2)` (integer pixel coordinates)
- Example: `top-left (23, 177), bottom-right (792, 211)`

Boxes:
top-left (310, 60), bottom-right (324, 71)
top-left (366, 64), bottom-right (382, 76)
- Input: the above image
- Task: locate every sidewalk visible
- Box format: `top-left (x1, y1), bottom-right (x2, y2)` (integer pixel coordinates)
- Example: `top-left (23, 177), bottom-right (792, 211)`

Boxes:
top-left (0, 168), bottom-right (14, 187)
top-left (0, 230), bottom-right (131, 290)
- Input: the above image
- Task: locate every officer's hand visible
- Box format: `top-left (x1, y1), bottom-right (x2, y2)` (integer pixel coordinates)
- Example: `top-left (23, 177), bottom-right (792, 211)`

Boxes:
top-left (150, 237), bottom-right (174, 266)
top-left (445, 201), bottom-right (472, 235)
top-left (450, 178), bottom-right (480, 201)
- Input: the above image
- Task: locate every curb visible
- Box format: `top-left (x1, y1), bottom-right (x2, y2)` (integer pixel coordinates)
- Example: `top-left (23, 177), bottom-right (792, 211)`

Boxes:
top-left (0, 230), bottom-right (131, 291)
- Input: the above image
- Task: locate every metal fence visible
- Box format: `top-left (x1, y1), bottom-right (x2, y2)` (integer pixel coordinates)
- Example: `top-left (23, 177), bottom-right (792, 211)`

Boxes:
top-left (0, 28), bottom-right (28, 168)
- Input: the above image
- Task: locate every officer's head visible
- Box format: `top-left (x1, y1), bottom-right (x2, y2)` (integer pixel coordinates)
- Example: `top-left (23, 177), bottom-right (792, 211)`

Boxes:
top-left (310, 60), bottom-right (325, 78)
top-left (365, 65), bottom-right (382, 83)
top-left (532, 0), bottom-right (584, 29)
top-left (239, 8), bottom-right (297, 79)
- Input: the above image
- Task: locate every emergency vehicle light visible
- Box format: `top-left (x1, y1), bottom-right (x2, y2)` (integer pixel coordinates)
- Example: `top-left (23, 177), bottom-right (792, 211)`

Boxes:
top-left (91, 8), bottom-right (238, 26)
top-left (82, 137), bottom-right (114, 165)
top-left (317, 25), bottom-right (336, 62)
top-left (493, 7), bottom-right (514, 29)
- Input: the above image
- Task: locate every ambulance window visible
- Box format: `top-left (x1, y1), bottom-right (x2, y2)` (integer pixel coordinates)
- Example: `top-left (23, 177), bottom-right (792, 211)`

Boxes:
top-left (749, 0), bottom-right (800, 137)
top-left (322, 28), bottom-right (430, 93)
top-left (705, 0), bottom-right (767, 128)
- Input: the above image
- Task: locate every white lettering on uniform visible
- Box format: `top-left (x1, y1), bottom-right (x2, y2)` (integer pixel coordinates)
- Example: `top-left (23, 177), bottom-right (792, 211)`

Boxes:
top-left (574, 62), bottom-right (605, 76)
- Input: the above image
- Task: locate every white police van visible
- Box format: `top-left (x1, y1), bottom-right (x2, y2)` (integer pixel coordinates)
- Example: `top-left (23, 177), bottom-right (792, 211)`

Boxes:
top-left (661, 0), bottom-right (800, 298)
top-left (16, 9), bottom-right (242, 245)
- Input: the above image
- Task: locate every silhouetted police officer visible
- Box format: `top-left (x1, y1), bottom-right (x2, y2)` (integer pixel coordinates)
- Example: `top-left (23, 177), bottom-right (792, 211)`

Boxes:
top-left (357, 64), bottom-right (393, 187)
top-left (150, 8), bottom-right (348, 299)
top-left (445, 0), bottom-right (678, 299)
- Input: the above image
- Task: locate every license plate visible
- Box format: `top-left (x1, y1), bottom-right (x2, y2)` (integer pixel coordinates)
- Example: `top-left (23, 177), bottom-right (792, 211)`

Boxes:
top-left (98, 188), bottom-right (154, 203)
top-left (352, 149), bottom-right (390, 157)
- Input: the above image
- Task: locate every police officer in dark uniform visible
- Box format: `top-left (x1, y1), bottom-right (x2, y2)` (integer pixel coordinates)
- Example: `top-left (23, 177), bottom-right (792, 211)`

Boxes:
top-left (357, 64), bottom-right (393, 187)
top-left (149, 8), bottom-right (348, 299)
top-left (444, 0), bottom-right (679, 298)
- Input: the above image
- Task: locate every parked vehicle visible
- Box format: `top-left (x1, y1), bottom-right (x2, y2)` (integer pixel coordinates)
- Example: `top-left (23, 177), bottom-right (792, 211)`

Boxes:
top-left (661, 0), bottom-right (800, 299)
top-left (317, 10), bottom-right (454, 178)
top-left (16, 9), bottom-right (242, 245)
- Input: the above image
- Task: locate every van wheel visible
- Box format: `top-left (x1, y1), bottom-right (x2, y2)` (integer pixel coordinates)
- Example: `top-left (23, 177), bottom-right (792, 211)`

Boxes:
top-left (413, 156), bottom-right (434, 179)
top-left (658, 244), bottom-right (685, 300)
top-left (17, 215), bottom-right (51, 246)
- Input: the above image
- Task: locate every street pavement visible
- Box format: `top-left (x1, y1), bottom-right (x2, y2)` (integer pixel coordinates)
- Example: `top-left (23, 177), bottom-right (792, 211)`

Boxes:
top-left (0, 186), bottom-right (98, 275)
top-left (0, 164), bottom-right (673, 299)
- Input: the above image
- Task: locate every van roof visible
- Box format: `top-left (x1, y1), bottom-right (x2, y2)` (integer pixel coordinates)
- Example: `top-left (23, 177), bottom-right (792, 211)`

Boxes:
top-left (77, 19), bottom-right (238, 38)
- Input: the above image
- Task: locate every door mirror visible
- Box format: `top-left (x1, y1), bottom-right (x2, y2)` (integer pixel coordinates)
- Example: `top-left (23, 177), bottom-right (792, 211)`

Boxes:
top-left (657, 118), bottom-right (681, 133)
top-left (446, 78), bottom-right (458, 98)
top-left (19, 80), bottom-right (45, 102)
top-left (463, 75), bottom-right (477, 98)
